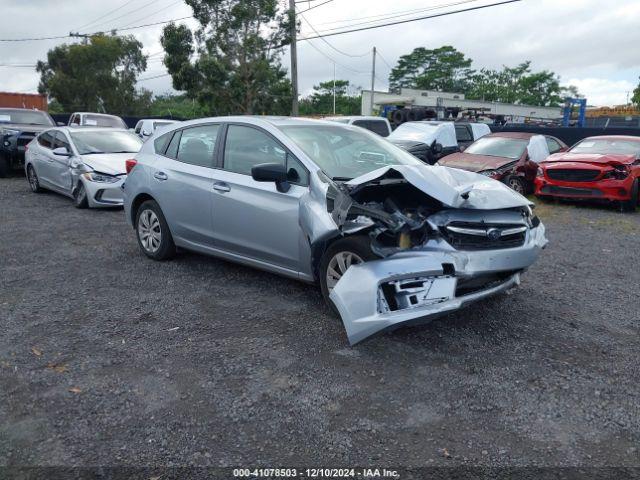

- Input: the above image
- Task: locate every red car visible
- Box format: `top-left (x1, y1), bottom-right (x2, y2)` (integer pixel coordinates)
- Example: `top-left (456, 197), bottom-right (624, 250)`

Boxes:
top-left (535, 135), bottom-right (640, 212)
top-left (438, 132), bottom-right (567, 195)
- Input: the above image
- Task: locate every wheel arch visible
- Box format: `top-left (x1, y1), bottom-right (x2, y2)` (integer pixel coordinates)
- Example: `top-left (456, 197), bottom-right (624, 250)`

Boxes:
top-left (130, 192), bottom-right (156, 226)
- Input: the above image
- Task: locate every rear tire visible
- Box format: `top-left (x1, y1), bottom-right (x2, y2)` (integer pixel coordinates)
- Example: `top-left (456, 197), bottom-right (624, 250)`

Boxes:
top-left (620, 179), bottom-right (639, 213)
top-left (27, 165), bottom-right (42, 193)
top-left (319, 236), bottom-right (378, 315)
top-left (73, 182), bottom-right (88, 209)
top-left (135, 200), bottom-right (176, 260)
top-left (0, 154), bottom-right (9, 178)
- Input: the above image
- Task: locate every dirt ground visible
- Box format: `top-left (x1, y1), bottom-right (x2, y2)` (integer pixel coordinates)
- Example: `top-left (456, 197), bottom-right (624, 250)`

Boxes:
top-left (1, 175), bottom-right (639, 473)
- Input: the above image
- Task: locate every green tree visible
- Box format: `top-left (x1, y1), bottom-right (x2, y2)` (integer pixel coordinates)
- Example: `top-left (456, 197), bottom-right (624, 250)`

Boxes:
top-left (632, 77), bottom-right (640, 106)
top-left (161, 0), bottom-right (292, 116)
top-left (388, 46), bottom-right (473, 92)
top-left (299, 79), bottom-right (361, 115)
top-left (36, 34), bottom-right (151, 114)
top-left (148, 94), bottom-right (209, 120)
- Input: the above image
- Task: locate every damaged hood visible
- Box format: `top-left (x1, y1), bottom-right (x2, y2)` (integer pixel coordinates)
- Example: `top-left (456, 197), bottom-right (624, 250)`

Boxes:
top-left (345, 164), bottom-right (531, 210)
top-left (541, 152), bottom-right (637, 167)
top-left (80, 153), bottom-right (130, 175)
top-left (438, 152), bottom-right (514, 172)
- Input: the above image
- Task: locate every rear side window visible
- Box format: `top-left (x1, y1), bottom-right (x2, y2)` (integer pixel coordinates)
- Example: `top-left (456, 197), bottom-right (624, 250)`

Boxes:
top-left (176, 125), bottom-right (219, 167)
top-left (38, 131), bottom-right (54, 149)
top-left (454, 125), bottom-right (473, 142)
top-left (223, 125), bottom-right (286, 176)
top-left (154, 132), bottom-right (172, 154)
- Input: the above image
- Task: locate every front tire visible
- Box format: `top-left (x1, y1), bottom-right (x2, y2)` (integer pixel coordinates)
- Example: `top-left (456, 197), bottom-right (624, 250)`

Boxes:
top-left (135, 200), bottom-right (176, 260)
top-left (319, 236), bottom-right (378, 315)
top-left (504, 174), bottom-right (527, 195)
top-left (620, 179), bottom-right (639, 213)
top-left (27, 165), bottom-right (42, 193)
top-left (73, 182), bottom-right (88, 209)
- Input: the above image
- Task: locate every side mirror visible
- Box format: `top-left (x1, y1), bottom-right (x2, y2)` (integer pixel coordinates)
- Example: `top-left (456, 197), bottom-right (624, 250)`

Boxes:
top-left (142, 130), bottom-right (151, 136)
top-left (459, 145), bottom-right (467, 152)
top-left (52, 147), bottom-right (70, 156)
top-left (251, 163), bottom-right (290, 192)
top-left (432, 142), bottom-right (443, 154)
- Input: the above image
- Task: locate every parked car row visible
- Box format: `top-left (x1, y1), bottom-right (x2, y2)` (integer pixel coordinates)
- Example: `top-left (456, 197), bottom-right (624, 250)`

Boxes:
top-left (0, 108), bottom-right (178, 177)
top-left (13, 112), bottom-right (548, 344)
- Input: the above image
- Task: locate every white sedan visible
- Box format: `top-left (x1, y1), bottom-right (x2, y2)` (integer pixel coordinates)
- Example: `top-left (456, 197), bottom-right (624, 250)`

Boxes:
top-left (24, 127), bottom-right (142, 208)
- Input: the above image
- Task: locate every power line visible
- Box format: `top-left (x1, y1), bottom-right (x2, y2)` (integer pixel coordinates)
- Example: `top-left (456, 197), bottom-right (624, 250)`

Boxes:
top-left (297, 0), bottom-right (334, 14)
top-left (74, 0), bottom-right (139, 31)
top-left (0, 15), bottom-right (193, 42)
top-left (297, 11), bottom-right (369, 58)
top-left (311, 0), bottom-right (477, 28)
top-left (115, 0), bottom-right (184, 30)
top-left (88, 0), bottom-right (166, 31)
top-left (302, 39), bottom-right (369, 76)
top-left (138, 73), bottom-right (170, 81)
top-left (376, 49), bottom-right (394, 70)
top-left (299, 0), bottom-right (522, 41)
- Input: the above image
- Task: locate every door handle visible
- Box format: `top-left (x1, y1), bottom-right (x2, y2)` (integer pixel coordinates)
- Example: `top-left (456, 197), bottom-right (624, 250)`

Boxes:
top-left (213, 182), bottom-right (230, 193)
top-left (153, 171), bottom-right (168, 181)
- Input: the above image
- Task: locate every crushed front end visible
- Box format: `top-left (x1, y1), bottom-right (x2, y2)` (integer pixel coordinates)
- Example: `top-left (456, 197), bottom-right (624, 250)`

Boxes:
top-left (317, 165), bottom-right (548, 345)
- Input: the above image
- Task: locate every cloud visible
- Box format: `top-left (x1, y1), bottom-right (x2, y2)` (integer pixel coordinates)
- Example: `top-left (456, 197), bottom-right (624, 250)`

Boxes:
top-left (1, 0), bottom-right (638, 110)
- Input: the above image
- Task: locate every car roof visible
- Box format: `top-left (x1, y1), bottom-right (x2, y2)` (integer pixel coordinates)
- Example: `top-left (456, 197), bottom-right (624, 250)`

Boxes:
top-left (169, 115), bottom-right (349, 130)
top-left (51, 126), bottom-right (132, 134)
top-left (488, 131), bottom-right (540, 139)
top-left (324, 116), bottom-right (387, 121)
top-left (581, 135), bottom-right (640, 142)
top-left (73, 112), bottom-right (122, 118)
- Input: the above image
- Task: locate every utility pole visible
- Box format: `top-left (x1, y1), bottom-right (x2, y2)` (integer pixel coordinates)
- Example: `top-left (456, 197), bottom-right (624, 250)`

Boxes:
top-left (370, 46), bottom-right (376, 115)
top-left (288, 0), bottom-right (299, 116)
top-left (333, 62), bottom-right (336, 115)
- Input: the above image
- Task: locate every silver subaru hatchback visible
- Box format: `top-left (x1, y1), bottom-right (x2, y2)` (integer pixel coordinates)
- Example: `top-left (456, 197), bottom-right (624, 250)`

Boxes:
top-left (123, 116), bottom-right (547, 344)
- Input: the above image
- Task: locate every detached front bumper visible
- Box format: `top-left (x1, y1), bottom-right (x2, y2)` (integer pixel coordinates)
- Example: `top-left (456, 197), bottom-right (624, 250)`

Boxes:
top-left (535, 176), bottom-right (635, 201)
top-left (330, 224), bottom-right (547, 345)
top-left (84, 176), bottom-right (126, 208)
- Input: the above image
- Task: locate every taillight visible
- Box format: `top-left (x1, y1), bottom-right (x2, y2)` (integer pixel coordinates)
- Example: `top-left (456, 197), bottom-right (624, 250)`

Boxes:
top-left (125, 159), bottom-right (137, 174)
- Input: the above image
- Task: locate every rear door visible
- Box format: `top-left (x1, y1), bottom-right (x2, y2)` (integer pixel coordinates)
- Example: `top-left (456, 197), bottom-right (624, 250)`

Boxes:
top-left (208, 123), bottom-right (309, 272)
top-left (149, 124), bottom-right (220, 248)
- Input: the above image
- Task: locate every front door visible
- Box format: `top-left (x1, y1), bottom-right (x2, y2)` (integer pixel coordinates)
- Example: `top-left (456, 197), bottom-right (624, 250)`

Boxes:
top-left (209, 124), bottom-right (309, 272)
top-left (49, 131), bottom-right (73, 193)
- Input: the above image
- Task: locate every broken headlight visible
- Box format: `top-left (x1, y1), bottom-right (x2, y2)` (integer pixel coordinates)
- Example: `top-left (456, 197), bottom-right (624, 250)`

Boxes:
top-left (82, 172), bottom-right (120, 183)
top-left (602, 165), bottom-right (630, 180)
top-left (479, 169), bottom-right (499, 178)
top-left (536, 166), bottom-right (544, 177)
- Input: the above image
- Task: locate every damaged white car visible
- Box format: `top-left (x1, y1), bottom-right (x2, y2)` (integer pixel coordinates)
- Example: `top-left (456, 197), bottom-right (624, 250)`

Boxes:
top-left (123, 117), bottom-right (547, 345)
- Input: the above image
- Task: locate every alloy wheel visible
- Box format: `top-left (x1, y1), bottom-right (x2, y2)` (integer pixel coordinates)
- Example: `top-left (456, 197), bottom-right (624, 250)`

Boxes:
top-left (27, 167), bottom-right (39, 192)
top-left (138, 209), bottom-right (162, 253)
top-left (508, 177), bottom-right (525, 194)
top-left (326, 251), bottom-right (364, 291)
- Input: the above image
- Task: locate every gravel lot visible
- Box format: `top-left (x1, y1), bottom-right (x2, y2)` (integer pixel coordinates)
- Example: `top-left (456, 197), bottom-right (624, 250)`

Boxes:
top-left (1, 174), bottom-right (639, 471)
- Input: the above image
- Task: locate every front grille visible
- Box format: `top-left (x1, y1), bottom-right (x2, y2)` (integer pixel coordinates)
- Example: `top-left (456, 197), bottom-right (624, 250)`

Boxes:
top-left (441, 222), bottom-right (527, 251)
top-left (546, 169), bottom-right (600, 182)
top-left (540, 185), bottom-right (603, 197)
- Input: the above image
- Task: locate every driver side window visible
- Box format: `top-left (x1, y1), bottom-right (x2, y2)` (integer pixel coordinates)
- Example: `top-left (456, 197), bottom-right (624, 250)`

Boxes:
top-left (223, 125), bottom-right (286, 176)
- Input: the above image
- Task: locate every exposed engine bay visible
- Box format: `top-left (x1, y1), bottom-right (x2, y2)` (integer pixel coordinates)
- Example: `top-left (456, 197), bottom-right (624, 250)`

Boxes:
top-left (301, 164), bottom-right (548, 345)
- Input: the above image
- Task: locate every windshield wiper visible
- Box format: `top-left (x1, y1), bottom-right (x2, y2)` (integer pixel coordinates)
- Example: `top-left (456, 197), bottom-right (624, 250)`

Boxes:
top-left (332, 176), bottom-right (353, 181)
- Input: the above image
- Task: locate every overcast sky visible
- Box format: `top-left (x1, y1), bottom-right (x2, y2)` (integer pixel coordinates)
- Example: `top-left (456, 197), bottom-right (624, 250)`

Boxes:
top-left (1, 0), bottom-right (638, 107)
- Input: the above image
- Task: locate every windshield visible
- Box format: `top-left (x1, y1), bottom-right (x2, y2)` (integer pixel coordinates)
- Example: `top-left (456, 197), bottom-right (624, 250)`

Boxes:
top-left (280, 124), bottom-right (422, 180)
top-left (570, 138), bottom-right (640, 156)
top-left (70, 130), bottom-right (143, 155)
top-left (0, 109), bottom-right (54, 126)
top-left (465, 136), bottom-right (528, 159)
top-left (83, 114), bottom-right (126, 128)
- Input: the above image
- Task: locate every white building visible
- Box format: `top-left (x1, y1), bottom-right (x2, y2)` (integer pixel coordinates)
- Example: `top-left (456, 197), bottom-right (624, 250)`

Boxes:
top-left (361, 88), bottom-right (562, 121)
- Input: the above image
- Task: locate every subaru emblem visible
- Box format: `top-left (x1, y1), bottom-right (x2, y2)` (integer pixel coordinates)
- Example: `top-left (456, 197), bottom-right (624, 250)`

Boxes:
top-left (487, 228), bottom-right (501, 241)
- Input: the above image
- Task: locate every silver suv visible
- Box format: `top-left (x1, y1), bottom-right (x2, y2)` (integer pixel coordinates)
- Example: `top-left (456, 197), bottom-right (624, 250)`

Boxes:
top-left (123, 116), bottom-right (547, 344)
